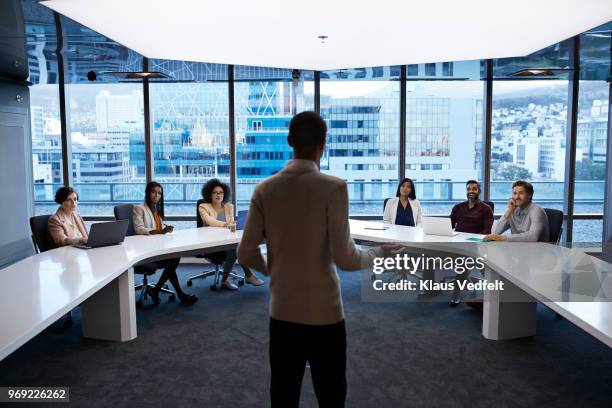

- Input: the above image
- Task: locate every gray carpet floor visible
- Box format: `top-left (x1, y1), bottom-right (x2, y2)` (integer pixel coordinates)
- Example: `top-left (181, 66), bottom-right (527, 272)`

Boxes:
top-left (0, 264), bottom-right (611, 408)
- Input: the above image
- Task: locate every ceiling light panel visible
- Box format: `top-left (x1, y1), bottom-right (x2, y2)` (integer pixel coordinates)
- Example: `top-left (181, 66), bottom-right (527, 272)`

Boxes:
top-left (42, 0), bottom-right (612, 70)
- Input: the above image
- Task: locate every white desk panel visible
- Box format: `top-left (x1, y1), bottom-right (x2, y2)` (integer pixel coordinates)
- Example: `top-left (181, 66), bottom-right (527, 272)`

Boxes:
top-left (349, 219), bottom-right (484, 243)
top-left (0, 227), bottom-right (242, 361)
top-left (349, 219), bottom-right (612, 347)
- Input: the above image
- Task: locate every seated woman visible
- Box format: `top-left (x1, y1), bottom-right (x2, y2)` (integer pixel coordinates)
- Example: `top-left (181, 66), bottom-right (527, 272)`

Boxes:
top-left (383, 178), bottom-right (433, 294)
top-left (383, 178), bottom-right (423, 227)
top-left (133, 181), bottom-right (198, 305)
top-left (48, 186), bottom-right (88, 249)
top-left (198, 179), bottom-right (264, 290)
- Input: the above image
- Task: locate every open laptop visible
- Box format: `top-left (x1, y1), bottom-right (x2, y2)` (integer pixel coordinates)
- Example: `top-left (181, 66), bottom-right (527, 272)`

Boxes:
top-left (422, 216), bottom-right (458, 236)
top-left (73, 219), bottom-right (129, 249)
top-left (237, 211), bottom-right (248, 230)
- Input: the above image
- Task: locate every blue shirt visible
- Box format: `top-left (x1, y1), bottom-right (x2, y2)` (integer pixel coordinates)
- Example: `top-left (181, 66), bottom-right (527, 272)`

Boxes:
top-left (395, 200), bottom-right (415, 226)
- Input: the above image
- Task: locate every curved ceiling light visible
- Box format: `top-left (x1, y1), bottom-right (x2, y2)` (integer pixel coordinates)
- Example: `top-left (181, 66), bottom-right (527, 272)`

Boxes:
top-left (41, 0), bottom-right (612, 71)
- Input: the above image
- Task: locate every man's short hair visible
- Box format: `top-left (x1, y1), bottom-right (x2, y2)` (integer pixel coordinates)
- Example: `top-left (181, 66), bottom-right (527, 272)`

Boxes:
top-left (466, 180), bottom-right (480, 189)
top-left (512, 180), bottom-right (534, 199)
top-left (288, 111), bottom-right (327, 154)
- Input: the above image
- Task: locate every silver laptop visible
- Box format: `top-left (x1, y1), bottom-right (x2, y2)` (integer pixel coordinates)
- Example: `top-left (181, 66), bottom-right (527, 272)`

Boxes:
top-left (73, 220), bottom-right (129, 249)
top-left (422, 216), bottom-right (458, 236)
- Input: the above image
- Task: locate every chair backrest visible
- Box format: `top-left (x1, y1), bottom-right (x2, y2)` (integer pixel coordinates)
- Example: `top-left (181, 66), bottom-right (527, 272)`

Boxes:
top-left (237, 210), bottom-right (248, 230)
top-left (196, 198), bottom-right (207, 227)
top-left (483, 200), bottom-right (495, 213)
top-left (29, 214), bottom-right (52, 253)
top-left (113, 204), bottom-right (136, 236)
top-left (383, 197), bottom-right (390, 214)
top-left (543, 208), bottom-right (563, 244)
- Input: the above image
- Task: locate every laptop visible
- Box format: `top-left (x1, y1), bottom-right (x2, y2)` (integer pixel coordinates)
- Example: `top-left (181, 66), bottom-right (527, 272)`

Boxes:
top-left (237, 211), bottom-right (248, 230)
top-left (73, 219), bottom-right (129, 249)
top-left (422, 216), bottom-right (458, 237)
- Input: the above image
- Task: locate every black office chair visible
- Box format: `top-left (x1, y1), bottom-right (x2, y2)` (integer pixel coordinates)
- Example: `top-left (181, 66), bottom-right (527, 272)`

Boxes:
top-left (542, 208), bottom-right (565, 317)
top-left (543, 208), bottom-right (563, 245)
top-left (30, 214), bottom-right (52, 253)
top-left (186, 199), bottom-right (245, 291)
top-left (29, 214), bottom-right (74, 328)
top-left (113, 204), bottom-right (175, 307)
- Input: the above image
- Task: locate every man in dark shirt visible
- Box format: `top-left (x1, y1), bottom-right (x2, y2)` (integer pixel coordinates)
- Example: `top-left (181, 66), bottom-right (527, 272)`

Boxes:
top-left (450, 180), bottom-right (493, 234)
top-left (448, 180), bottom-right (493, 306)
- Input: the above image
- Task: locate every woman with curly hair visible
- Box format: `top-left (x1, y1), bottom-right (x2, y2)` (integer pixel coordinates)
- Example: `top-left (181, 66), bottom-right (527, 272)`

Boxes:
top-left (198, 178), bottom-right (264, 290)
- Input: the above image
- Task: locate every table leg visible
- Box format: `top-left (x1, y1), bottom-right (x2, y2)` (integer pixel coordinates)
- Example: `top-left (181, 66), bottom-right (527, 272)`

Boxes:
top-left (482, 267), bottom-right (537, 340)
top-left (81, 267), bottom-right (137, 342)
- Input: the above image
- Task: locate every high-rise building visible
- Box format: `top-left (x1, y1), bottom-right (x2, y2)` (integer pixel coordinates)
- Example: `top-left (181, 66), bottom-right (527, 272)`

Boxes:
top-left (30, 105), bottom-right (44, 144)
top-left (405, 87), bottom-right (480, 184)
top-left (96, 90), bottom-right (143, 134)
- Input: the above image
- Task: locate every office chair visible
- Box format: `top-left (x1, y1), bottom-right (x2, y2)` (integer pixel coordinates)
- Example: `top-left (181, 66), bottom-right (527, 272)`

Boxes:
top-left (113, 204), bottom-right (175, 307)
top-left (29, 214), bottom-right (74, 328)
top-left (383, 197), bottom-right (390, 213)
top-left (186, 199), bottom-right (245, 291)
top-left (541, 208), bottom-right (565, 317)
top-left (543, 208), bottom-right (563, 245)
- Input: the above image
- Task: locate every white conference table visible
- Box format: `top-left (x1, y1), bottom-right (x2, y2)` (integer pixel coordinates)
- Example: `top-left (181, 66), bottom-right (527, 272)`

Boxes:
top-left (1, 220), bottom-right (611, 362)
top-left (0, 226), bottom-right (243, 361)
top-left (350, 219), bottom-right (612, 348)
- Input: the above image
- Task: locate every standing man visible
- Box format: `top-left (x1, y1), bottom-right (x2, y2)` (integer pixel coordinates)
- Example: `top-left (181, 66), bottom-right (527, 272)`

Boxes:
top-left (238, 111), bottom-right (381, 408)
top-left (484, 180), bottom-right (549, 242)
top-left (448, 180), bottom-right (493, 305)
top-left (450, 180), bottom-right (493, 235)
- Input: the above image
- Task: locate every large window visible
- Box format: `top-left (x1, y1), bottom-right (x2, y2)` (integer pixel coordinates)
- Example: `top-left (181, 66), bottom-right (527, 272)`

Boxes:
top-left (66, 83), bottom-right (146, 215)
top-left (22, 4), bottom-right (612, 245)
top-left (234, 67), bottom-right (314, 210)
top-left (573, 81), bottom-right (609, 245)
top-left (320, 67), bottom-right (400, 215)
top-left (571, 25), bottom-right (611, 247)
top-left (30, 85), bottom-right (63, 214)
top-left (405, 79), bottom-right (483, 215)
top-left (490, 80), bottom-right (569, 213)
top-left (150, 82), bottom-right (230, 216)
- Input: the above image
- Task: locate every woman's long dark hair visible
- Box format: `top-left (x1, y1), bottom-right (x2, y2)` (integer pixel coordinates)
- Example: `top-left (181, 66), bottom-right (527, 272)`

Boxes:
top-left (395, 178), bottom-right (416, 200)
top-left (201, 178), bottom-right (231, 204)
top-left (145, 181), bottom-right (165, 218)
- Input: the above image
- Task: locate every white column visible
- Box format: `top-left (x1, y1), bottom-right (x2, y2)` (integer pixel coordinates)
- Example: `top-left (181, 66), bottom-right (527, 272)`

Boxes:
top-left (482, 267), bottom-right (537, 340)
top-left (81, 267), bottom-right (137, 342)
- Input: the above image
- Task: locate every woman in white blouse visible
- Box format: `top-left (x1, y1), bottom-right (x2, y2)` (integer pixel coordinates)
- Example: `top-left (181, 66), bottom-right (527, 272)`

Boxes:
top-left (383, 178), bottom-right (423, 227)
